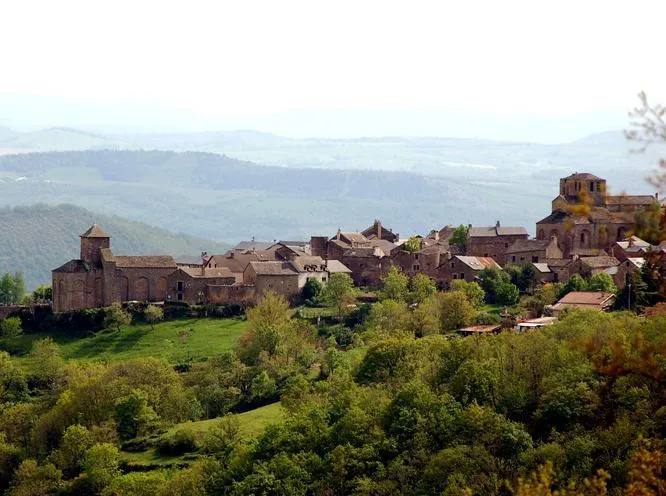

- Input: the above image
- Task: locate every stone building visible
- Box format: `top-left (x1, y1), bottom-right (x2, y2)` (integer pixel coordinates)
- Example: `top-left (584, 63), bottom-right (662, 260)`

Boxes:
top-left (165, 267), bottom-right (237, 304)
top-left (437, 255), bottom-right (501, 288)
top-left (466, 222), bottom-right (529, 265)
top-left (52, 225), bottom-right (177, 312)
top-left (506, 236), bottom-right (562, 265)
top-left (536, 173), bottom-right (657, 257)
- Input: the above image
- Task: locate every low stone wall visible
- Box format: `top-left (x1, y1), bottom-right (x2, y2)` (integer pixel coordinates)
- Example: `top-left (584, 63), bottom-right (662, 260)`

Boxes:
top-left (0, 302), bottom-right (51, 321)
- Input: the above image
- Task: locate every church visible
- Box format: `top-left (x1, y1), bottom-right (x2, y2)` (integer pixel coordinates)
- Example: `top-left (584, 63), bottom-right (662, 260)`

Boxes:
top-left (536, 172), bottom-right (658, 257)
top-left (52, 225), bottom-right (177, 312)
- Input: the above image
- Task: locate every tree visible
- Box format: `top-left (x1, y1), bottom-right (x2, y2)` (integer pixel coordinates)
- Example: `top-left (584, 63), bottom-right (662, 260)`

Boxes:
top-left (7, 459), bottom-right (62, 496)
top-left (49, 424), bottom-right (92, 477)
top-left (301, 278), bottom-right (323, 303)
top-left (104, 303), bottom-right (131, 332)
top-left (450, 224), bottom-right (469, 252)
top-left (31, 285), bottom-right (52, 302)
top-left (0, 274), bottom-right (14, 305)
top-left (408, 273), bottom-right (436, 305)
top-left (143, 304), bottom-right (163, 330)
top-left (450, 279), bottom-right (485, 308)
top-left (379, 267), bottom-right (409, 301)
top-left (10, 273), bottom-right (25, 305)
top-left (364, 299), bottom-right (412, 339)
top-left (28, 338), bottom-right (64, 390)
top-left (83, 443), bottom-right (120, 494)
top-left (558, 274), bottom-right (588, 299)
top-left (238, 291), bottom-right (292, 364)
top-left (588, 272), bottom-right (617, 294)
top-left (495, 282), bottom-right (520, 306)
top-left (114, 389), bottom-right (159, 440)
top-left (477, 267), bottom-right (511, 304)
top-left (440, 291), bottom-right (477, 331)
top-left (402, 236), bottom-right (422, 253)
top-left (0, 317), bottom-right (22, 339)
top-left (321, 273), bottom-right (356, 316)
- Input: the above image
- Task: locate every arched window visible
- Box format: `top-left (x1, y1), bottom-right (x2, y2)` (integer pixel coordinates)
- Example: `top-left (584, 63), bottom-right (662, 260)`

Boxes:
top-left (537, 229), bottom-right (545, 240)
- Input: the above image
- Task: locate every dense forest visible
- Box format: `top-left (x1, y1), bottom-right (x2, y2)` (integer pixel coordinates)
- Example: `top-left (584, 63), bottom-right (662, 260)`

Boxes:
top-left (0, 204), bottom-right (230, 289)
top-left (0, 278), bottom-right (664, 494)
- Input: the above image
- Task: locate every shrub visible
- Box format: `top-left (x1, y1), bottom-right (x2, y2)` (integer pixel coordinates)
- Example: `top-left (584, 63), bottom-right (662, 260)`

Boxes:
top-left (156, 428), bottom-right (199, 456)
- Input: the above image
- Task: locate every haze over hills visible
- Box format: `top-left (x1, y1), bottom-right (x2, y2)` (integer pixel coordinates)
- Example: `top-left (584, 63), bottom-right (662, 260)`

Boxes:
top-left (0, 204), bottom-right (231, 289)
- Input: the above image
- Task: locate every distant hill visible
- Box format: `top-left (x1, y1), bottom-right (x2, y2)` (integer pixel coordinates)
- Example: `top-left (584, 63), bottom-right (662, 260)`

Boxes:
top-left (0, 127), bottom-right (126, 151)
top-left (0, 204), bottom-right (231, 289)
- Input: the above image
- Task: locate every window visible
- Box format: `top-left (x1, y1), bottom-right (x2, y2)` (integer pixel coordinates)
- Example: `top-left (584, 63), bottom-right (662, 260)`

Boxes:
top-left (505, 243), bottom-right (509, 248)
top-left (589, 182), bottom-right (594, 192)
top-left (177, 281), bottom-right (183, 292)
top-left (460, 273), bottom-right (465, 280)
top-left (415, 254), bottom-right (419, 260)
top-left (451, 262), bottom-right (455, 268)
top-left (413, 264), bottom-right (420, 271)
top-left (532, 256), bottom-right (539, 263)
top-left (483, 253), bottom-right (488, 257)
top-left (177, 293), bottom-right (183, 301)
top-left (520, 256), bottom-right (525, 262)
top-left (453, 274), bottom-right (458, 280)
top-left (512, 256), bottom-right (516, 263)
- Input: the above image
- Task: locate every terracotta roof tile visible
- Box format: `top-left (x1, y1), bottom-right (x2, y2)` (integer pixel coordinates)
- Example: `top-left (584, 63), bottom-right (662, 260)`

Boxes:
top-left (114, 255), bottom-right (176, 268)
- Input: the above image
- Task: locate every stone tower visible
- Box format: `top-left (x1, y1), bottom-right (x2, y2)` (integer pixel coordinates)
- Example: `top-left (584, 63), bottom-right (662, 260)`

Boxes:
top-left (80, 224), bottom-right (110, 264)
top-left (559, 172), bottom-right (607, 207)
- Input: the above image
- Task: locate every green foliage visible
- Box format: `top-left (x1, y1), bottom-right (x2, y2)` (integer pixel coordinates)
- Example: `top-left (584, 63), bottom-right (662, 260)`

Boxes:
top-left (301, 278), bottom-right (323, 303)
top-left (408, 273), bottom-right (436, 305)
top-left (364, 299), bottom-right (412, 340)
top-left (478, 267), bottom-right (515, 305)
top-left (558, 274), bottom-right (589, 299)
top-left (238, 292), bottom-right (292, 364)
top-left (143, 305), bottom-right (164, 330)
top-left (439, 291), bottom-right (477, 331)
top-left (402, 236), bottom-right (422, 253)
top-left (114, 389), bottom-right (159, 440)
top-left (103, 303), bottom-right (131, 332)
top-left (588, 272), bottom-right (618, 293)
top-left (450, 279), bottom-right (485, 308)
top-left (0, 272), bottom-right (25, 304)
top-left (7, 459), bottom-right (62, 496)
top-left (101, 471), bottom-right (168, 496)
top-left (379, 267), bottom-right (409, 301)
top-left (83, 443), bottom-right (120, 494)
top-left (0, 317), bottom-right (23, 339)
top-left (156, 428), bottom-right (199, 456)
top-left (31, 285), bottom-right (52, 301)
top-left (250, 371), bottom-right (278, 402)
top-left (28, 338), bottom-right (65, 389)
top-left (320, 273), bottom-right (356, 316)
top-left (495, 282), bottom-right (520, 306)
top-left (450, 224), bottom-right (469, 252)
top-left (49, 424), bottom-right (92, 477)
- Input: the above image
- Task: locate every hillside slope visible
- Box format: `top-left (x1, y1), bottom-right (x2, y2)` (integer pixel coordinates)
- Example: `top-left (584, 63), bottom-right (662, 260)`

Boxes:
top-left (0, 204), bottom-right (230, 289)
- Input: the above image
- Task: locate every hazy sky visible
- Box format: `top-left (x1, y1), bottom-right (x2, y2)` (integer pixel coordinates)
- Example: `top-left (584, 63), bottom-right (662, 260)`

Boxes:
top-left (1, 0), bottom-right (665, 140)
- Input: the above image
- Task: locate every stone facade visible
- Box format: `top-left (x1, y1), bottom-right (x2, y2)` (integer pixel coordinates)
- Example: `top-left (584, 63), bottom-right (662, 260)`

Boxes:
top-left (537, 173), bottom-right (656, 258)
top-left (437, 256), bottom-right (501, 288)
top-left (52, 225), bottom-right (177, 313)
top-left (467, 222), bottom-right (529, 265)
top-left (506, 236), bottom-right (562, 265)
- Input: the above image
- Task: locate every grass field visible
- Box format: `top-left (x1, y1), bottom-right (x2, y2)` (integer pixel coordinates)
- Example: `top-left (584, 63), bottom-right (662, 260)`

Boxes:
top-left (121, 402), bottom-right (286, 467)
top-left (6, 317), bottom-right (247, 364)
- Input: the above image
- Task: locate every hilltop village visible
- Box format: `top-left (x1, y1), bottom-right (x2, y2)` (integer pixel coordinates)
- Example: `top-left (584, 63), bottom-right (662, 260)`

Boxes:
top-left (52, 172), bottom-right (661, 313)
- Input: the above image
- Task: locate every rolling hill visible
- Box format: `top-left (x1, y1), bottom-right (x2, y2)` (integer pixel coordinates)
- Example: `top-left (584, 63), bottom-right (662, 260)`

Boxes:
top-left (0, 204), bottom-right (230, 289)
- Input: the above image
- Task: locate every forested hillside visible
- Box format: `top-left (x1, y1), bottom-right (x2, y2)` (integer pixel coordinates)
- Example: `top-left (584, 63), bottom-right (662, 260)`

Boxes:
top-left (0, 204), bottom-right (230, 289)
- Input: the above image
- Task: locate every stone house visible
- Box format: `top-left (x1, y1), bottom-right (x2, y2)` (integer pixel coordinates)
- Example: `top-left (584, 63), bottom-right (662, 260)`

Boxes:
top-left (466, 222), bottom-right (529, 265)
top-left (506, 237), bottom-right (562, 265)
top-left (52, 225), bottom-right (177, 312)
top-left (437, 255), bottom-right (501, 288)
top-left (544, 258), bottom-right (574, 283)
top-left (610, 236), bottom-right (653, 262)
top-left (552, 291), bottom-right (616, 314)
top-left (165, 267), bottom-right (237, 304)
top-left (532, 262), bottom-right (556, 284)
top-left (569, 255), bottom-right (621, 282)
top-left (391, 243), bottom-right (449, 279)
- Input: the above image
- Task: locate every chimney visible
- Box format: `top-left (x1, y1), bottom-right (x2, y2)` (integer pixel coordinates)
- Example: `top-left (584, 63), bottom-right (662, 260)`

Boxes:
top-left (336, 228), bottom-right (341, 240)
top-left (628, 237), bottom-right (634, 248)
top-left (251, 236), bottom-right (256, 253)
top-left (495, 220), bottom-right (500, 228)
top-left (201, 251), bottom-right (208, 276)
top-left (376, 219), bottom-right (382, 239)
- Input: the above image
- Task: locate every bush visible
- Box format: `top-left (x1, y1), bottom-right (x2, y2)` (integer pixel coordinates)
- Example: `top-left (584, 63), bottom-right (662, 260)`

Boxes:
top-left (0, 317), bottom-right (22, 338)
top-left (156, 429), bottom-right (199, 456)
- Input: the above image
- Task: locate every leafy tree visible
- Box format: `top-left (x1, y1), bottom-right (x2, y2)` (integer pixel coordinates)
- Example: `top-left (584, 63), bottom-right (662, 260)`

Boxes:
top-left (495, 282), bottom-right (520, 306)
top-left (379, 267), bottom-right (409, 301)
top-left (7, 459), bottom-right (62, 496)
top-left (49, 424), bottom-right (92, 477)
top-left (143, 304), bottom-right (164, 330)
top-left (408, 273), bottom-right (436, 305)
top-left (0, 317), bottom-right (22, 339)
top-left (83, 443), bottom-right (120, 494)
top-left (321, 273), bottom-right (356, 316)
top-left (477, 267), bottom-right (511, 304)
top-left (450, 224), bottom-right (469, 252)
top-left (0, 273), bottom-right (24, 305)
top-left (31, 285), bottom-right (52, 301)
top-left (28, 338), bottom-right (64, 390)
top-left (101, 472), bottom-right (167, 496)
top-left (402, 236), bottom-right (422, 253)
top-left (411, 293), bottom-right (442, 337)
top-left (114, 389), bottom-right (159, 440)
top-left (238, 291), bottom-right (292, 364)
top-left (450, 279), bottom-right (485, 308)
top-left (615, 270), bottom-right (650, 312)
top-left (558, 274), bottom-right (589, 299)
top-left (440, 291), bottom-right (477, 331)
top-left (301, 278), bottom-right (323, 302)
top-left (250, 371), bottom-right (277, 402)
top-left (104, 303), bottom-right (131, 332)
top-left (588, 272), bottom-right (618, 293)
top-left (364, 299), bottom-right (412, 340)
